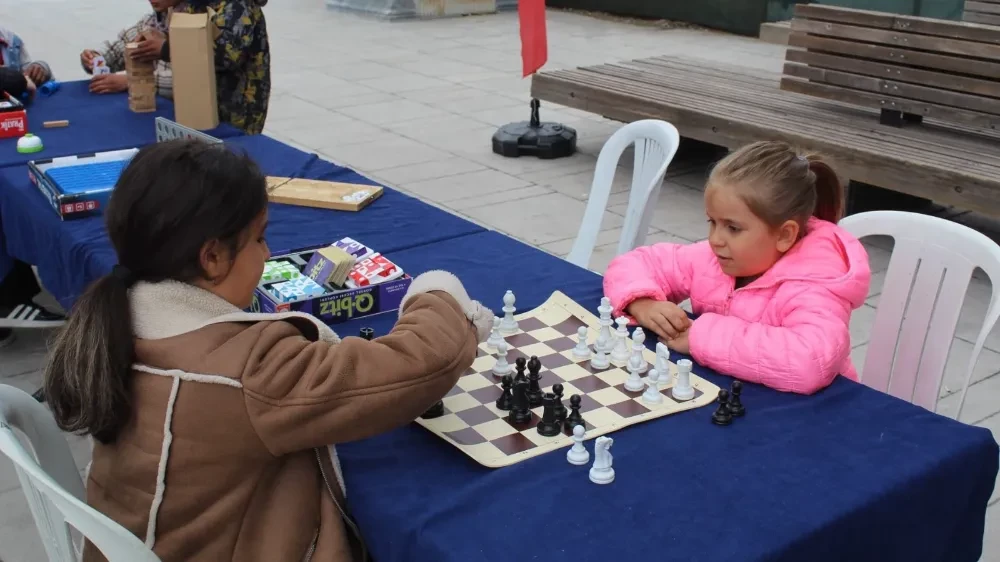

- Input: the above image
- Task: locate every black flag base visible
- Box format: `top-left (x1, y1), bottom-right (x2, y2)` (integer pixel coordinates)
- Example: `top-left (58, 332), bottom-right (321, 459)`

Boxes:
top-left (492, 98), bottom-right (577, 159)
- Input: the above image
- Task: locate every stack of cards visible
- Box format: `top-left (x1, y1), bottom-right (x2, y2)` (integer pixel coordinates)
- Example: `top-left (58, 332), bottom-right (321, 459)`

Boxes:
top-left (346, 253), bottom-right (404, 288)
top-left (262, 261), bottom-right (301, 283)
top-left (304, 245), bottom-right (357, 287)
top-left (268, 276), bottom-right (327, 303)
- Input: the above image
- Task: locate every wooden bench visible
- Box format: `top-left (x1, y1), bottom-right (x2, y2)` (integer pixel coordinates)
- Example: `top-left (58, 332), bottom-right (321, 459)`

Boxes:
top-left (530, 6), bottom-right (1000, 217)
top-left (785, 4), bottom-right (1000, 129)
top-left (965, 0), bottom-right (1000, 26)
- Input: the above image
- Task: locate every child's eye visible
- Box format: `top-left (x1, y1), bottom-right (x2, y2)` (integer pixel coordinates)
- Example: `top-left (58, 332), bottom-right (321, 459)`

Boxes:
top-left (727, 225), bottom-right (741, 233)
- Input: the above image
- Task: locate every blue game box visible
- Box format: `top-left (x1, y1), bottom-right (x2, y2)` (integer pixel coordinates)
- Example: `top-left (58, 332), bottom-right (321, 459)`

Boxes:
top-left (250, 242), bottom-right (413, 326)
top-left (27, 148), bottom-right (137, 221)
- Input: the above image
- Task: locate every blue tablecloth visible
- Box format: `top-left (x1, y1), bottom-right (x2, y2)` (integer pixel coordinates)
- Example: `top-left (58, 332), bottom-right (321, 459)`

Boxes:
top-left (331, 230), bottom-right (1000, 562)
top-left (0, 135), bottom-right (484, 309)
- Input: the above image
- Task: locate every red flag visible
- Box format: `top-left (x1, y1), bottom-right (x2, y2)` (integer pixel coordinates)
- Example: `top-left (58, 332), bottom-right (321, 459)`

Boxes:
top-left (519, 0), bottom-right (548, 77)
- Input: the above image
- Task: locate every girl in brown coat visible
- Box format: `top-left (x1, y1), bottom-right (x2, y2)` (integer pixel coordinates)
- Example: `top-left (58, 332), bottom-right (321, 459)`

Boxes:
top-left (43, 139), bottom-right (492, 562)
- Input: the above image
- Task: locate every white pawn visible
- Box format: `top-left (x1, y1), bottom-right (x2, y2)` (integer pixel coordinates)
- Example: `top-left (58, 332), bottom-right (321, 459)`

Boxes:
top-left (500, 290), bottom-right (518, 333)
top-left (628, 327), bottom-right (647, 374)
top-left (655, 342), bottom-right (671, 386)
top-left (589, 436), bottom-right (614, 485)
top-left (591, 346), bottom-right (610, 370)
top-left (611, 317), bottom-right (630, 364)
top-left (624, 357), bottom-right (644, 392)
top-left (572, 326), bottom-right (591, 360)
top-left (672, 359), bottom-right (695, 401)
top-left (486, 317), bottom-right (503, 349)
top-left (492, 341), bottom-right (513, 376)
top-left (642, 369), bottom-right (663, 404)
top-left (566, 425), bottom-right (590, 465)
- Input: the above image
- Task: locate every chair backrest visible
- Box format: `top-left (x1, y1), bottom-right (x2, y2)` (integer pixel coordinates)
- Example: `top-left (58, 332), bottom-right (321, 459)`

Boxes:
top-left (566, 119), bottom-right (680, 269)
top-left (0, 385), bottom-right (160, 562)
top-left (838, 211), bottom-right (1000, 418)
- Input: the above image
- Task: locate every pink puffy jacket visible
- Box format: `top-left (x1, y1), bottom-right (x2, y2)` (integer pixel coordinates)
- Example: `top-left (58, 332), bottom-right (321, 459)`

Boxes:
top-left (603, 218), bottom-right (871, 394)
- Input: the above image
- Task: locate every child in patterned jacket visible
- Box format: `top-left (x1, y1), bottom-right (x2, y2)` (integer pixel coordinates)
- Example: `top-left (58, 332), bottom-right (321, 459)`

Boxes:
top-left (0, 25), bottom-right (53, 91)
top-left (603, 141), bottom-right (871, 395)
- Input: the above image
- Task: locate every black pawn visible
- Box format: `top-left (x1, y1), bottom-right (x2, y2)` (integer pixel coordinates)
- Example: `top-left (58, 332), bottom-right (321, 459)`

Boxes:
top-left (421, 400), bottom-right (444, 419)
top-left (496, 375), bottom-right (514, 410)
top-left (514, 356), bottom-right (528, 384)
top-left (711, 389), bottom-right (733, 426)
top-left (536, 393), bottom-right (561, 437)
top-left (526, 356), bottom-right (543, 407)
top-left (511, 380), bottom-right (532, 424)
top-left (728, 381), bottom-right (745, 417)
top-left (359, 327), bottom-right (374, 340)
top-left (563, 394), bottom-right (585, 433)
top-left (552, 383), bottom-right (566, 423)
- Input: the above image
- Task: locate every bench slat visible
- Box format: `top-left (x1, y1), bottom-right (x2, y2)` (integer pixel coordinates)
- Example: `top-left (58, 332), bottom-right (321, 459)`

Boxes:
top-left (791, 19), bottom-right (1000, 61)
top-left (798, 3), bottom-right (1000, 44)
top-left (967, 1), bottom-right (1000, 14)
top-left (965, 12), bottom-right (1000, 25)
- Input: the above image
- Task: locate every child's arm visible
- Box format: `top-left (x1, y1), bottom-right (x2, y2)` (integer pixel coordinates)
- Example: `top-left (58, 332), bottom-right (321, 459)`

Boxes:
top-left (241, 272), bottom-right (490, 454)
top-left (603, 241), bottom-right (706, 317)
top-left (687, 284), bottom-right (853, 394)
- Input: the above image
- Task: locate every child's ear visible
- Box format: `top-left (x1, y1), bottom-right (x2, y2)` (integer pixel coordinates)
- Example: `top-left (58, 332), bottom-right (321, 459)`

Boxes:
top-left (199, 239), bottom-right (232, 283)
top-left (775, 219), bottom-right (800, 253)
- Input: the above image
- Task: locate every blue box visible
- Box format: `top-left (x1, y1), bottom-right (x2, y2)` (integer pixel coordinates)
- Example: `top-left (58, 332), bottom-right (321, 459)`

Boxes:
top-left (251, 243), bottom-right (412, 326)
top-left (27, 148), bottom-right (137, 221)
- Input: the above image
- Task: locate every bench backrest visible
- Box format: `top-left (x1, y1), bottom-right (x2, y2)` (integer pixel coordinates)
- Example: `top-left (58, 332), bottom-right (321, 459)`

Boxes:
top-left (783, 4), bottom-right (1000, 130)
top-left (964, 0), bottom-right (1000, 26)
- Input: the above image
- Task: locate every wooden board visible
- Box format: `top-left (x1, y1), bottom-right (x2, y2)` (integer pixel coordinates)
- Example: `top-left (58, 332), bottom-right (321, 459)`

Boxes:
top-left (796, 3), bottom-right (1000, 44)
top-left (415, 291), bottom-right (719, 468)
top-left (529, 55), bottom-right (1000, 216)
top-left (966, 1), bottom-right (1000, 26)
top-left (266, 177), bottom-right (383, 212)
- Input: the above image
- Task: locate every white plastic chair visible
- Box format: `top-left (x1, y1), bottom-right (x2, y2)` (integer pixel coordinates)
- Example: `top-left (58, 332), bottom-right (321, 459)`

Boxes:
top-left (566, 119), bottom-right (681, 268)
top-left (839, 211), bottom-right (1000, 418)
top-left (0, 384), bottom-right (161, 562)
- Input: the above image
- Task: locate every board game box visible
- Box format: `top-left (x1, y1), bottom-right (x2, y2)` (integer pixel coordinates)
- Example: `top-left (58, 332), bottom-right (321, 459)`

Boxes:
top-left (250, 238), bottom-right (413, 326)
top-left (27, 148), bottom-right (137, 220)
top-left (0, 93), bottom-right (27, 140)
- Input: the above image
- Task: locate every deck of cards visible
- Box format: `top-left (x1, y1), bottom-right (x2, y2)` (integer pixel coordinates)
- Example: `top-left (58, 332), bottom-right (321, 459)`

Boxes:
top-left (91, 55), bottom-right (111, 76)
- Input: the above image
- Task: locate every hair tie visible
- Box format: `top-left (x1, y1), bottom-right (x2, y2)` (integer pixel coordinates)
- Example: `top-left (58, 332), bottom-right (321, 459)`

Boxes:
top-left (111, 264), bottom-right (136, 288)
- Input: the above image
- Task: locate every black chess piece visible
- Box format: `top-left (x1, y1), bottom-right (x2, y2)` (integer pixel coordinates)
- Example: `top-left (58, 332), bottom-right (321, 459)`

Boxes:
top-left (552, 383), bottom-right (566, 423)
top-left (536, 393), bottom-right (562, 436)
top-left (511, 379), bottom-right (532, 424)
top-left (526, 356), bottom-right (543, 407)
top-left (711, 389), bottom-right (733, 426)
top-left (563, 394), bottom-right (585, 433)
top-left (421, 400), bottom-right (445, 419)
top-left (359, 327), bottom-right (374, 341)
top-left (496, 375), bottom-right (514, 410)
top-left (514, 356), bottom-right (528, 384)
top-left (728, 380), bottom-right (745, 417)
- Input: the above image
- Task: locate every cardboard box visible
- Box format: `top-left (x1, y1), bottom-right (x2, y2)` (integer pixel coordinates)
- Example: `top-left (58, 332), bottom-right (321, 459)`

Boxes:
top-left (27, 149), bottom-right (137, 221)
top-left (169, 12), bottom-right (219, 130)
top-left (250, 242), bottom-right (412, 326)
top-left (0, 94), bottom-right (27, 140)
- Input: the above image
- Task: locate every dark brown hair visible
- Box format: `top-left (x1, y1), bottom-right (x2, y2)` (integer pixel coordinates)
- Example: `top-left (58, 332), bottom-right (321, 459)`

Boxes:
top-left (44, 139), bottom-right (268, 444)
top-left (708, 140), bottom-right (845, 229)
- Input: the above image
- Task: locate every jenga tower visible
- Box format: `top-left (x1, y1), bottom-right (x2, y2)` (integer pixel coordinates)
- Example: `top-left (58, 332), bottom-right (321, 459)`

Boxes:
top-left (124, 42), bottom-right (157, 113)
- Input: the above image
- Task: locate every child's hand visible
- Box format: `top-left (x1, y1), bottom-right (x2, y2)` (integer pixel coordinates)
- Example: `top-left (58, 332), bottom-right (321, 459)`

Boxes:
top-left (80, 49), bottom-right (100, 72)
top-left (132, 30), bottom-right (166, 62)
top-left (665, 329), bottom-right (690, 355)
top-left (89, 74), bottom-right (128, 94)
top-left (626, 298), bottom-right (691, 340)
top-left (23, 64), bottom-right (45, 85)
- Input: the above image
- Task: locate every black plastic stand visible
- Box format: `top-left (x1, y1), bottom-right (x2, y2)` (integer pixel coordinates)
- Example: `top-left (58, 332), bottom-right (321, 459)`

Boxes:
top-left (492, 99), bottom-right (577, 159)
top-left (879, 109), bottom-right (923, 127)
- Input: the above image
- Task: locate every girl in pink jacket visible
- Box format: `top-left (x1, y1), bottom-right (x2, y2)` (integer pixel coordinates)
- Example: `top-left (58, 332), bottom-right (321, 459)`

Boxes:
top-left (604, 141), bottom-right (871, 395)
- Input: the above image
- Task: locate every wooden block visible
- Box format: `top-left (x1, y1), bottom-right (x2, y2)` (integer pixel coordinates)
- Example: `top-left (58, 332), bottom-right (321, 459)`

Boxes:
top-left (43, 120), bottom-right (69, 128)
top-left (265, 177), bottom-right (383, 212)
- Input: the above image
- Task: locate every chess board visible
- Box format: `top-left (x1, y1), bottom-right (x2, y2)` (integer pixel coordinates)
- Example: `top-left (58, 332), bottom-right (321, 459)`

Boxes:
top-left (415, 291), bottom-right (720, 468)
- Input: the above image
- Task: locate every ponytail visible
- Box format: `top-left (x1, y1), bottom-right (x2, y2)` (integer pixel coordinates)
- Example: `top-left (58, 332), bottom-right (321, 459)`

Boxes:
top-left (44, 271), bottom-right (135, 444)
top-left (806, 157), bottom-right (844, 224)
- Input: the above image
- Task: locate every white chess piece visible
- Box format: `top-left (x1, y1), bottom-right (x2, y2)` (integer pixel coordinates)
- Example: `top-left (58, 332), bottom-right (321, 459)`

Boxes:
top-left (611, 317), bottom-right (630, 364)
top-left (500, 290), bottom-right (518, 333)
top-left (624, 355), bottom-right (644, 392)
top-left (486, 317), bottom-right (503, 349)
top-left (566, 425), bottom-right (590, 465)
top-left (655, 342), bottom-right (671, 386)
top-left (591, 346), bottom-right (610, 370)
top-left (628, 327), bottom-right (647, 374)
top-left (672, 359), bottom-right (695, 401)
top-left (589, 436), bottom-right (615, 485)
top-left (572, 326), bottom-right (591, 360)
top-left (492, 341), bottom-right (513, 376)
top-left (596, 297), bottom-right (614, 353)
top-left (642, 369), bottom-right (663, 404)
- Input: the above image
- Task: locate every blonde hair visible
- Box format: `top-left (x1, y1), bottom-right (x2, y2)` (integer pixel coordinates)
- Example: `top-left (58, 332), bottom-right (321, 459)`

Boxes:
top-left (708, 141), bottom-right (845, 230)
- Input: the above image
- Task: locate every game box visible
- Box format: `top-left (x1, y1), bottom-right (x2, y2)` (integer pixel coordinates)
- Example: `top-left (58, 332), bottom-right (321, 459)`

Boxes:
top-left (27, 148), bottom-right (137, 221)
top-left (0, 93), bottom-right (27, 140)
top-left (250, 240), bottom-right (413, 326)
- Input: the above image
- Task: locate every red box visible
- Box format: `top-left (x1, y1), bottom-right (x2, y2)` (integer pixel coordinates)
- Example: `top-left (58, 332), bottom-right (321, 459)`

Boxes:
top-left (0, 93), bottom-right (27, 140)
